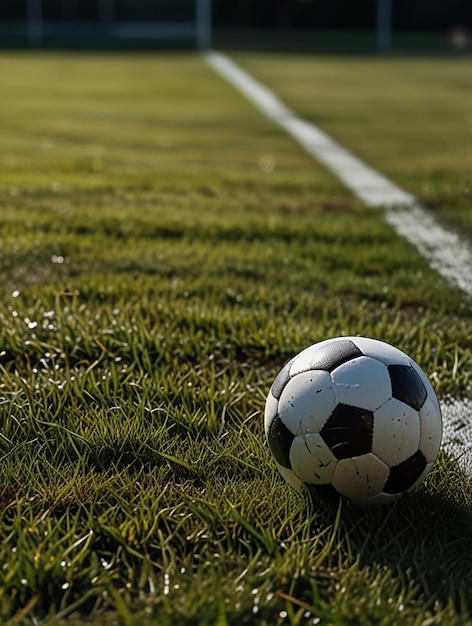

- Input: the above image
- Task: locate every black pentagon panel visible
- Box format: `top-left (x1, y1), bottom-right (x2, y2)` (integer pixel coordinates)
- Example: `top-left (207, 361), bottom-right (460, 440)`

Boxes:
top-left (383, 450), bottom-right (427, 494)
top-left (310, 340), bottom-right (363, 373)
top-left (267, 415), bottom-right (294, 469)
top-left (320, 404), bottom-right (374, 460)
top-left (388, 364), bottom-right (427, 411)
top-left (271, 357), bottom-right (296, 400)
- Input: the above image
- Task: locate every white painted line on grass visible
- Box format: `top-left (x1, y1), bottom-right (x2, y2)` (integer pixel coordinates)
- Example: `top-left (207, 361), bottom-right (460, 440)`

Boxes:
top-left (204, 50), bottom-right (472, 298)
top-left (442, 397), bottom-right (472, 470)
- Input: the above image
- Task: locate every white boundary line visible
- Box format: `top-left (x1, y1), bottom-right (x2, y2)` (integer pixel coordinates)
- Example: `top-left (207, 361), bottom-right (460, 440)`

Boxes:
top-left (204, 51), bottom-right (472, 464)
top-left (204, 51), bottom-right (472, 298)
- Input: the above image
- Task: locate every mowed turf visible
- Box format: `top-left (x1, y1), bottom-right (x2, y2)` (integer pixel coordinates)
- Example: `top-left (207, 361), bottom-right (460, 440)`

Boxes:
top-left (233, 54), bottom-right (472, 236)
top-left (0, 52), bottom-right (472, 625)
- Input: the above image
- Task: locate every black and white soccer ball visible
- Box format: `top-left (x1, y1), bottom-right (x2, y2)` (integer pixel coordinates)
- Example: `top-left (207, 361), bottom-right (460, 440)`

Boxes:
top-left (264, 337), bottom-right (442, 505)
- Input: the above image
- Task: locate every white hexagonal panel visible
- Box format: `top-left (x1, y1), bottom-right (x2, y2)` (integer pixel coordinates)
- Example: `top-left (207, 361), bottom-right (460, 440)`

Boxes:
top-left (289, 340), bottom-right (333, 376)
top-left (290, 433), bottom-right (338, 484)
top-left (419, 395), bottom-right (442, 463)
top-left (372, 398), bottom-right (420, 467)
top-left (351, 337), bottom-right (411, 366)
top-left (264, 391), bottom-right (279, 434)
top-left (278, 370), bottom-right (337, 435)
top-left (331, 356), bottom-right (392, 411)
top-left (290, 337), bottom-right (362, 376)
top-left (332, 453), bottom-right (389, 501)
top-left (274, 460), bottom-right (303, 490)
top-left (290, 342), bottom-right (323, 376)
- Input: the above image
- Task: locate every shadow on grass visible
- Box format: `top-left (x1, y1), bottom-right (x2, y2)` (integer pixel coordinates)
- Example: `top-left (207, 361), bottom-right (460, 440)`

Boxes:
top-left (308, 451), bottom-right (472, 613)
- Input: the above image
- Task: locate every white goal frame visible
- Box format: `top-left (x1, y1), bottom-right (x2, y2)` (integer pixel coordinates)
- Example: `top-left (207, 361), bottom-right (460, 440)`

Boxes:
top-left (26, 0), bottom-right (212, 49)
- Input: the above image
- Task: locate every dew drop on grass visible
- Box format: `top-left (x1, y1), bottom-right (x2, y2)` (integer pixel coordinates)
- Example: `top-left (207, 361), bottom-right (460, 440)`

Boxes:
top-left (163, 573), bottom-right (170, 596)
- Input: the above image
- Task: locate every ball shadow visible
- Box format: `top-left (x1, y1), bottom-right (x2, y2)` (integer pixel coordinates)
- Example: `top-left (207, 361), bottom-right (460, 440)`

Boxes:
top-left (307, 452), bottom-right (472, 612)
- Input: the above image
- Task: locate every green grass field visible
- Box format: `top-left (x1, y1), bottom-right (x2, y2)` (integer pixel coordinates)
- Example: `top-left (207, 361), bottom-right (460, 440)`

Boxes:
top-left (1, 51), bottom-right (472, 625)
top-left (234, 54), bottom-right (472, 235)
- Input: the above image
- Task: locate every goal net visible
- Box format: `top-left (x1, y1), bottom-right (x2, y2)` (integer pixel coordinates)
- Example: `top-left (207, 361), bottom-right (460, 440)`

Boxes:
top-left (2, 0), bottom-right (212, 49)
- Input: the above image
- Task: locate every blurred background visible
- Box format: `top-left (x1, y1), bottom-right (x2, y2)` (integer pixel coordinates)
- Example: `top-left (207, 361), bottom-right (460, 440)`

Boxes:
top-left (0, 0), bottom-right (471, 54)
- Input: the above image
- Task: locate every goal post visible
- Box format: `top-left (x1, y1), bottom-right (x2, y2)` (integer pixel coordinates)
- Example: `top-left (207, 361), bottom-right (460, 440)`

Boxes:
top-left (27, 0), bottom-right (42, 47)
top-left (24, 0), bottom-right (212, 50)
top-left (376, 0), bottom-right (392, 53)
top-left (196, 0), bottom-right (212, 50)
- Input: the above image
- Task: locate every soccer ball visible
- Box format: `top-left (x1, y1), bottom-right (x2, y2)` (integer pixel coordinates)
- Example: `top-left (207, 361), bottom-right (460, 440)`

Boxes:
top-left (264, 337), bottom-right (442, 505)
